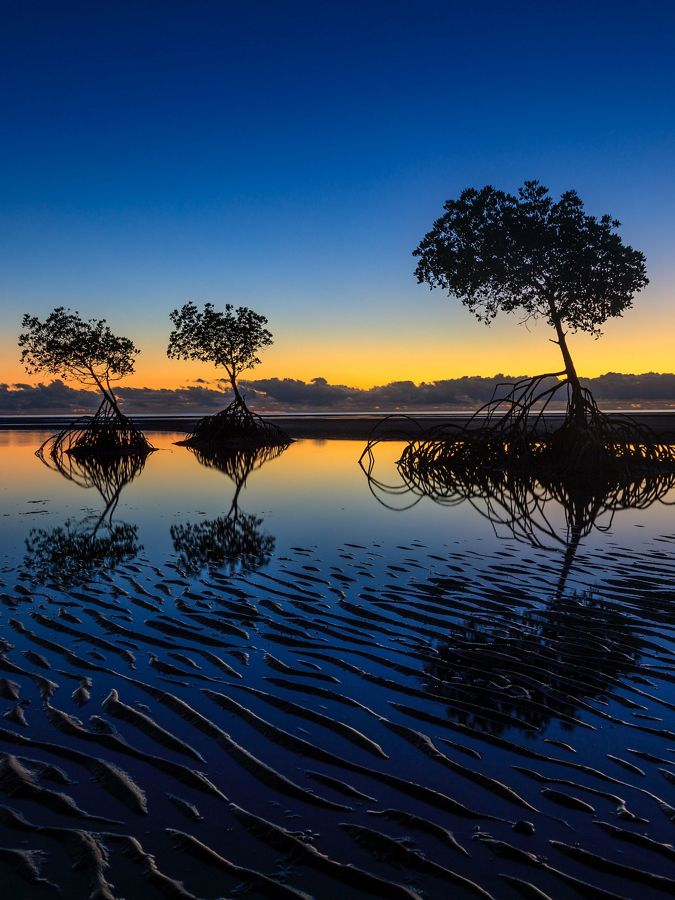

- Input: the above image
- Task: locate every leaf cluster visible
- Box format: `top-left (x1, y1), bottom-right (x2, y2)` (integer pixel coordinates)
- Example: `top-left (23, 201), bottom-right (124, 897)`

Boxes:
top-left (19, 307), bottom-right (139, 387)
top-left (413, 181), bottom-right (648, 337)
top-left (167, 302), bottom-right (273, 379)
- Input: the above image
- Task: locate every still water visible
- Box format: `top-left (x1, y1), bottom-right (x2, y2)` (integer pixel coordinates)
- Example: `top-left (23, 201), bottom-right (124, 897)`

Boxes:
top-left (0, 430), bottom-right (673, 898)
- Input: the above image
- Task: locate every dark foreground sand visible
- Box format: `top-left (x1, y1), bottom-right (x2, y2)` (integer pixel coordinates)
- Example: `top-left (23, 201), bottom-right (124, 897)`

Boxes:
top-left (1, 526), bottom-right (675, 898)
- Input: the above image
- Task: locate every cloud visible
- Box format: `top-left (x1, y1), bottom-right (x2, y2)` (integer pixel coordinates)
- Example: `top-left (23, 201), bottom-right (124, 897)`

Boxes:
top-left (0, 380), bottom-right (100, 414)
top-left (0, 373), bottom-right (674, 415)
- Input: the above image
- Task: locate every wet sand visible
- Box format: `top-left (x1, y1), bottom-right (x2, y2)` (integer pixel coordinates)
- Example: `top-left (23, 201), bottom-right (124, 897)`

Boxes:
top-left (1, 527), bottom-right (675, 897)
top-left (2, 410), bottom-right (675, 439)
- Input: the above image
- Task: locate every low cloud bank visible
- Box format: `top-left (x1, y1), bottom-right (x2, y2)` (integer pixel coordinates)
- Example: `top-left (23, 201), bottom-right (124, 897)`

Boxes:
top-left (1, 373), bottom-right (674, 415)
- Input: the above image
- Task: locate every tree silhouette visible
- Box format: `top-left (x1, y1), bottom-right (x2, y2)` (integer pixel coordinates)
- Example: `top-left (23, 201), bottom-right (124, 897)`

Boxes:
top-left (167, 302), bottom-right (289, 448)
top-left (19, 307), bottom-right (153, 459)
top-left (410, 183), bottom-right (673, 478)
top-left (414, 181), bottom-right (648, 421)
top-left (168, 302), bottom-right (272, 403)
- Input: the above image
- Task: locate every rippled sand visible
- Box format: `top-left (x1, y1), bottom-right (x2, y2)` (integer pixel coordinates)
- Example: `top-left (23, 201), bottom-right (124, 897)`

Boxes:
top-left (1, 526), bottom-right (675, 898)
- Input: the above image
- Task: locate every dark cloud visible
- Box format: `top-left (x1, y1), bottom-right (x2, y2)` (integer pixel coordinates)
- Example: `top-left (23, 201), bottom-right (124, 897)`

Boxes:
top-left (1, 373), bottom-right (674, 415)
top-left (581, 372), bottom-right (675, 401)
top-left (0, 380), bottom-right (100, 414)
top-left (0, 380), bottom-right (231, 414)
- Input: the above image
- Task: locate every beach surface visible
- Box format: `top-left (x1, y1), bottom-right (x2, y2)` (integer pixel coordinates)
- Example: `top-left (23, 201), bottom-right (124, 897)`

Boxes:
top-left (2, 410), bottom-right (675, 439)
top-left (0, 432), bottom-right (674, 898)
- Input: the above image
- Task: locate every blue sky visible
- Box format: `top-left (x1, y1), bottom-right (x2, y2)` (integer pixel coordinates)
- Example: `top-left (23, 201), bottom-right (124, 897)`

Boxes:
top-left (1, 0), bottom-right (673, 387)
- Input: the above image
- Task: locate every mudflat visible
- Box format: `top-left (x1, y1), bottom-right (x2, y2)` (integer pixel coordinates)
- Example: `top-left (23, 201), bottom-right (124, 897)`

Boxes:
top-left (0, 433), bottom-right (674, 898)
top-left (2, 410), bottom-right (675, 439)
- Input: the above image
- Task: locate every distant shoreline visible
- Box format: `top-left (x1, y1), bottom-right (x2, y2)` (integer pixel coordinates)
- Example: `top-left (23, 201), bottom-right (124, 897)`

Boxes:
top-left (2, 410), bottom-right (675, 440)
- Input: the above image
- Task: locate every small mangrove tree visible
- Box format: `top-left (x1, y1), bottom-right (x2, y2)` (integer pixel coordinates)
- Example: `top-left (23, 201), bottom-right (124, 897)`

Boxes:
top-left (167, 301), bottom-right (290, 448)
top-left (19, 307), bottom-right (154, 459)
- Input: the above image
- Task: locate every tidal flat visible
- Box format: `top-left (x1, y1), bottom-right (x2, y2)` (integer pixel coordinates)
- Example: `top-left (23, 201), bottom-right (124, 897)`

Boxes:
top-left (0, 431), bottom-right (674, 899)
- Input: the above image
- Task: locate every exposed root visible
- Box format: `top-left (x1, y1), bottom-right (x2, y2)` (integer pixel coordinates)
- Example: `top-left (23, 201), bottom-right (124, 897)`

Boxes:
top-left (361, 376), bottom-right (675, 545)
top-left (38, 395), bottom-right (154, 461)
top-left (361, 375), bottom-right (675, 494)
top-left (178, 396), bottom-right (291, 450)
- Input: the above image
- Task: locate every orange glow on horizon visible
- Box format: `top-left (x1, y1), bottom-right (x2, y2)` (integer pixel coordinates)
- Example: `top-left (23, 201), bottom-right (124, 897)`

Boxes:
top-left (1, 302), bottom-right (673, 393)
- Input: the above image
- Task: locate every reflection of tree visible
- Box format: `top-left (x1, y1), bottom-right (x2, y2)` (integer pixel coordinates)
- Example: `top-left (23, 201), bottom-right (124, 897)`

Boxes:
top-left (37, 446), bottom-right (147, 527)
top-left (171, 445), bottom-right (286, 576)
top-left (360, 446), bottom-right (672, 734)
top-left (24, 453), bottom-right (146, 584)
top-left (25, 521), bottom-right (139, 584)
top-left (424, 590), bottom-right (643, 734)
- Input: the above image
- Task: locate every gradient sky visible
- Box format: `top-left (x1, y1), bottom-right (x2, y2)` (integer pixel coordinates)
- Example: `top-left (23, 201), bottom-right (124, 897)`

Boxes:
top-left (1, 0), bottom-right (673, 391)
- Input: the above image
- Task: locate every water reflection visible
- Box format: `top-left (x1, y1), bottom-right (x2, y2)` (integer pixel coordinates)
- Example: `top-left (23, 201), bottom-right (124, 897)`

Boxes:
top-left (360, 444), bottom-right (673, 734)
top-left (24, 452), bottom-right (146, 583)
top-left (422, 587), bottom-right (642, 734)
top-left (361, 445), bottom-right (675, 590)
top-left (170, 444), bottom-right (287, 576)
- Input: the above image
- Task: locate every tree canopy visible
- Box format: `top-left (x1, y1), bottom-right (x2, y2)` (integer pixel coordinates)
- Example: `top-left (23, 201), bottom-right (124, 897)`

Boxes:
top-left (167, 302), bottom-right (273, 399)
top-left (19, 307), bottom-right (139, 394)
top-left (413, 181), bottom-right (648, 347)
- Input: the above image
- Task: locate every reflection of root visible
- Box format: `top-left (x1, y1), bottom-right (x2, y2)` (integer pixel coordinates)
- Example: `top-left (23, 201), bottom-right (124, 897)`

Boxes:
top-left (362, 439), bottom-right (675, 549)
top-left (179, 397), bottom-right (291, 450)
top-left (189, 443), bottom-right (288, 483)
top-left (37, 446), bottom-right (147, 494)
top-left (360, 375), bottom-right (675, 554)
top-left (39, 397), bottom-right (155, 462)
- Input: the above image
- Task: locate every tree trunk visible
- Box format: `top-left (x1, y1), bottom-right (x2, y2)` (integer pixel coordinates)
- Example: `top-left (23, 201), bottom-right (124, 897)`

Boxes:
top-left (549, 308), bottom-right (585, 427)
top-left (105, 386), bottom-right (124, 419)
top-left (229, 374), bottom-right (243, 404)
top-left (91, 373), bottom-right (123, 418)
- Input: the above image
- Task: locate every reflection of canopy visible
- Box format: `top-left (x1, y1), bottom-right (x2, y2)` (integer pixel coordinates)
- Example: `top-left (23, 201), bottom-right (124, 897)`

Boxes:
top-left (171, 443), bottom-right (287, 576)
top-left (171, 512), bottom-right (274, 577)
top-left (423, 589), bottom-right (643, 735)
top-left (24, 520), bottom-right (140, 585)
